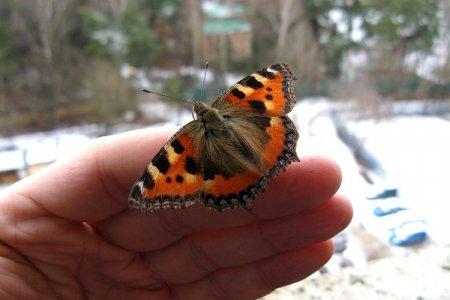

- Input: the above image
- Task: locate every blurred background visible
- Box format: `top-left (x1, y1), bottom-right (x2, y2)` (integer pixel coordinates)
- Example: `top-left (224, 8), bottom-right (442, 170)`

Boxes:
top-left (0, 0), bottom-right (449, 298)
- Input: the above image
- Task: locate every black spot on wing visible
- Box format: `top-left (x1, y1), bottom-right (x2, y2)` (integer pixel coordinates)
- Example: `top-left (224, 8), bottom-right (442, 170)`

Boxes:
top-left (249, 100), bottom-right (266, 113)
top-left (257, 68), bottom-right (276, 79)
top-left (170, 139), bottom-right (184, 154)
top-left (239, 189), bottom-right (251, 204)
top-left (227, 193), bottom-right (238, 202)
top-left (265, 94), bottom-right (273, 100)
top-left (217, 195), bottom-right (227, 206)
top-left (204, 193), bottom-right (215, 205)
top-left (152, 149), bottom-right (170, 174)
top-left (231, 87), bottom-right (246, 99)
top-left (201, 192), bottom-right (241, 211)
top-left (166, 177), bottom-right (172, 183)
top-left (239, 75), bottom-right (264, 89)
top-left (203, 158), bottom-right (216, 181)
top-left (131, 185), bottom-right (142, 199)
top-left (185, 156), bottom-right (197, 174)
top-left (176, 175), bottom-right (184, 183)
top-left (140, 168), bottom-right (155, 189)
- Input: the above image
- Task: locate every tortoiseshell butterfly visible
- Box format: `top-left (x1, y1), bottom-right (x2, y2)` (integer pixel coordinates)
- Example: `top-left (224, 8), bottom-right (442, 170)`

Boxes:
top-left (129, 63), bottom-right (299, 212)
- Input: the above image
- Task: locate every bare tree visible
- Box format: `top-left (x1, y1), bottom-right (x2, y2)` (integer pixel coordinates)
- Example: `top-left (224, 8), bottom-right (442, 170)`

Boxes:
top-left (250, 0), bottom-right (323, 80)
top-left (275, 0), bottom-right (297, 60)
top-left (34, 0), bottom-right (74, 125)
top-left (6, 0), bottom-right (82, 127)
top-left (187, 0), bottom-right (203, 67)
top-left (433, 0), bottom-right (450, 83)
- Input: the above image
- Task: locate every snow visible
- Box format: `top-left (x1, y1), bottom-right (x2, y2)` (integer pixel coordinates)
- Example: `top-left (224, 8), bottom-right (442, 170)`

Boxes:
top-left (291, 98), bottom-right (369, 206)
top-left (0, 148), bottom-right (25, 172)
top-left (0, 127), bottom-right (97, 175)
top-left (139, 99), bottom-right (193, 126)
top-left (292, 99), bottom-right (450, 246)
top-left (347, 116), bottom-right (450, 245)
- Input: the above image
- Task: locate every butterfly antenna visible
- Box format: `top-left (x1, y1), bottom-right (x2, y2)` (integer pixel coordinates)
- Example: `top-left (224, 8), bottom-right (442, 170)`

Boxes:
top-left (199, 61), bottom-right (209, 101)
top-left (142, 89), bottom-right (188, 103)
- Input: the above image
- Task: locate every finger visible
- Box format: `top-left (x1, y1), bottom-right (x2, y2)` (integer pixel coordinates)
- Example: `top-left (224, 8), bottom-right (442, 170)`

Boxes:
top-left (142, 195), bottom-right (351, 283)
top-left (171, 241), bottom-right (334, 300)
top-left (97, 156), bottom-right (342, 251)
top-left (3, 128), bottom-right (174, 221)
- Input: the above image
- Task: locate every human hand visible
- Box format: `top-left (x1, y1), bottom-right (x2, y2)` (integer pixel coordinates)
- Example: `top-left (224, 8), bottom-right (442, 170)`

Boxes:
top-left (0, 128), bottom-right (352, 299)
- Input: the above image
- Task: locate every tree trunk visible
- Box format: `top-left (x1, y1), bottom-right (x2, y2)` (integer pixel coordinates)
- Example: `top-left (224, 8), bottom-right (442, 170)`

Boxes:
top-left (188, 0), bottom-right (203, 67)
top-left (276, 0), bottom-right (295, 60)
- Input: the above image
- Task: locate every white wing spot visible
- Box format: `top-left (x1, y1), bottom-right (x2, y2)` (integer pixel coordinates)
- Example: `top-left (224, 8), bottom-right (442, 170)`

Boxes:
top-left (267, 67), bottom-right (278, 74)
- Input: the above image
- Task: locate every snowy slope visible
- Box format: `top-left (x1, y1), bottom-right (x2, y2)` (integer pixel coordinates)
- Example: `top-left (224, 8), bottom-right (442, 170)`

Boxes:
top-left (347, 117), bottom-right (450, 245)
top-left (292, 99), bottom-right (450, 246)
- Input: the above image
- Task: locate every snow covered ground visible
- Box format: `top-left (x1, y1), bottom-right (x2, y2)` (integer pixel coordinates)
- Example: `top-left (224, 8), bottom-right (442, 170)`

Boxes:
top-left (264, 246), bottom-right (450, 300)
top-left (347, 116), bottom-right (450, 246)
top-left (291, 99), bottom-right (450, 246)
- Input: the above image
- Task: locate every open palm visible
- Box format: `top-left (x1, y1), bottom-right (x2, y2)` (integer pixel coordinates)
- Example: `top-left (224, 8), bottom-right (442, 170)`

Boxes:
top-left (0, 128), bottom-right (351, 299)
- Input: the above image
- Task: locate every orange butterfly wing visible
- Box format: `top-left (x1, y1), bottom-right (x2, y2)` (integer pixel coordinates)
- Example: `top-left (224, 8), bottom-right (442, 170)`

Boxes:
top-left (129, 124), bottom-right (204, 213)
top-left (212, 63), bottom-right (296, 116)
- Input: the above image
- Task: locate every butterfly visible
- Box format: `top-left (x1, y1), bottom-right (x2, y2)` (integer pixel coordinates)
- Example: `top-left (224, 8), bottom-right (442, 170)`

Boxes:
top-left (129, 63), bottom-right (299, 213)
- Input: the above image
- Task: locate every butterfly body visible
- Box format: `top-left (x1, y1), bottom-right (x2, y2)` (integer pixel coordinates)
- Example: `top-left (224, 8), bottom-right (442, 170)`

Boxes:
top-left (129, 63), bottom-right (299, 213)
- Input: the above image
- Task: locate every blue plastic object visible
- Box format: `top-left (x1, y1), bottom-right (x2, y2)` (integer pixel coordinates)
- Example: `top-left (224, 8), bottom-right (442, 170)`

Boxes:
top-left (367, 188), bottom-right (398, 200)
top-left (389, 221), bottom-right (427, 246)
top-left (373, 206), bottom-right (408, 217)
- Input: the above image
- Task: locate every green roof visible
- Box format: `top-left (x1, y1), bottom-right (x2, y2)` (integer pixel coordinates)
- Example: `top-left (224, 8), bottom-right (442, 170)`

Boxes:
top-left (202, 2), bottom-right (247, 19)
top-left (203, 20), bottom-right (251, 35)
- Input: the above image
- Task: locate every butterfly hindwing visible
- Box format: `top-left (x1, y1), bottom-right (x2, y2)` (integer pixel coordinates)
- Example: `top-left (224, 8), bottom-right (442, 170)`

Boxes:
top-left (199, 115), bottom-right (299, 211)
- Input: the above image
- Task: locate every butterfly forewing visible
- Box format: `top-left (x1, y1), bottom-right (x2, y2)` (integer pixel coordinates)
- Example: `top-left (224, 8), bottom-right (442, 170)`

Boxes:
top-left (212, 63), bottom-right (296, 116)
top-left (129, 122), bottom-right (203, 213)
